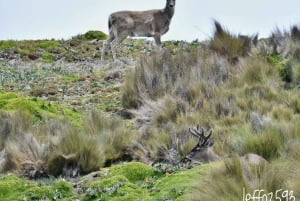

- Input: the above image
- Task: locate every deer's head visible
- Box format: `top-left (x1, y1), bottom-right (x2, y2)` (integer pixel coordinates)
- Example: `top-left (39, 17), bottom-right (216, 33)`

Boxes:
top-left (167, 0), bottom-right (176, 8)
top-left (185, 125), bottom-right (220, 165)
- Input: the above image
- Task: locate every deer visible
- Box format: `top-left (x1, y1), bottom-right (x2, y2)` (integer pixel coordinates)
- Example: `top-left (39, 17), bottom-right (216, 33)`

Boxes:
top-left (185, 125), bottom-right (221, 165)
top-left (101, 0), bottom-right (176, 61)
top-left (185, 125), bottom-right (267, 166)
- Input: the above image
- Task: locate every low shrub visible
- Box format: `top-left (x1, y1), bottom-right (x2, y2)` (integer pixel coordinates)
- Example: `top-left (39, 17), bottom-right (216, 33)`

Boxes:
top-left (76, 30), bottom-right (107, 41)
top-left (41, 53), bottom-right (55, 63)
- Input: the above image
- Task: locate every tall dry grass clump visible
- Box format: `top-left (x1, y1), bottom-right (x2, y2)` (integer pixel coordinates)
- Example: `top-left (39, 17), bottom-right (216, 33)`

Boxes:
top-left (48, 130), bottom-right (105, 176)
top-left (84, 110), bottom-right (137, 164)
top-left (3, 134), bottom-right (49, 178)
top-left (0, 111), bottom-right (48, 178)
top-left (209, 20), bottom-right (258, 63)
top-left (0, 111), bottom-right (33, 149)
top-left (48, 110), bottom-right (137, 175)
top-left (122, 50), bottom-right (201, 108)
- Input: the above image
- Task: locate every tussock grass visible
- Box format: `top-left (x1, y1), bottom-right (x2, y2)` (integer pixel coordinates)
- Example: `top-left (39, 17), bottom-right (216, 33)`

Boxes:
top-left (284, 57), bottom-right (300, 86)
top-left (84, 110), bottom-right (137, 163)
top-left (272, 105), bottom-right (294, 121)
top-left (188, 154), bottom-right (300, 201)
top-left (122, 50), bottom-right (203, 108)
top-left (241, 127), bottom-right (284, 160)
top-left (0, 109), bottom-right (138, 177)
top-left (212, 93), bottom-right (239, 118)
top-left (49, 110), bottom-right (137, 175)
top-left (122, 48), bottom-right (231, 110)
top-left (3, 134), bottom-right (48, 178)
top-left (209, 20), bottom-right (258, 63)
top-left (153, 98), bottom-right (188, 125)
top-left (122, 70), bottom-right (140, 108)
top-left (187, 159), bottom-right (247, 201)
top-left (48, 130), bottom-right (105, 175)
top-left (241, 57), bottom-right (282, 86)
top-left (0, 111), bottom-right (33, 149)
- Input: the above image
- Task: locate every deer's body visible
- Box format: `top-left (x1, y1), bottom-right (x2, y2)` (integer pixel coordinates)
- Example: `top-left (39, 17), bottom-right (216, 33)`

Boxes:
top-left (186, 146), bottom-right (220, 165)
top-left (101, 0), bottom-right (176, 61)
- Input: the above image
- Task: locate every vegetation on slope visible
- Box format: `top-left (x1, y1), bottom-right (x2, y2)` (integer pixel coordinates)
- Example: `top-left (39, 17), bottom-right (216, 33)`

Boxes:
top-left (0, 22), bottom-right (300, 200)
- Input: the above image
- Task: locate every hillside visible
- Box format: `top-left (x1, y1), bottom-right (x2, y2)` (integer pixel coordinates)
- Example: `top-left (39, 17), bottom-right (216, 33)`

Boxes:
top-left (0, 24), bottom-right (299, 201)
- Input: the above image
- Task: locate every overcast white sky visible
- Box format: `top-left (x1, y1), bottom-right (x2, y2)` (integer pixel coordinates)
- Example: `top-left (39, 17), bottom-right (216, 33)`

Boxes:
top-left (1, 0), bottom-right (300, 42)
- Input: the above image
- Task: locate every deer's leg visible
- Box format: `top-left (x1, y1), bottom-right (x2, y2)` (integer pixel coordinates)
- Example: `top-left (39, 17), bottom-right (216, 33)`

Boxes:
top-left (154, 35), bottom-right (162, 51)
top-left (110, 34), bottom-right (127, 61)
top-left (101, 34), bottom-right (115, 61)
top-left (101, 42), bottom-right (108, 61)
